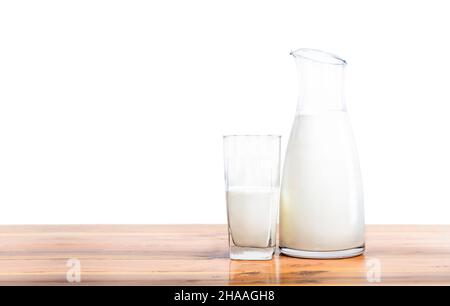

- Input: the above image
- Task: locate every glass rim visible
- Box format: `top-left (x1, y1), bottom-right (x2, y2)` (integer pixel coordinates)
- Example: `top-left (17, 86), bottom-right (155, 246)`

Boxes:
top-left (223, 134), bottom-right (281, 138)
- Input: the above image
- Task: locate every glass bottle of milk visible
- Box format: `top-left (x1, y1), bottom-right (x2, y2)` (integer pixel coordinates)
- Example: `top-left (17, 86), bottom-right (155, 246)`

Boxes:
top-left (280, 49), bottom-right (365, 259)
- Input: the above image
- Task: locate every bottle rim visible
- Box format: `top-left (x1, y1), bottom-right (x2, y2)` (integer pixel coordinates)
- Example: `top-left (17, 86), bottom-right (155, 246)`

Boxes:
top-left (290, 48), bottom-right (347, 66)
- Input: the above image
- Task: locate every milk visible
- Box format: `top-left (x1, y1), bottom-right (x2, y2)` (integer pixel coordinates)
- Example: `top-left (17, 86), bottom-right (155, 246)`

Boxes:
top-left (226, 186), bottom-right (279, 248)
top-left (280, 111), bottom-right (364, 251)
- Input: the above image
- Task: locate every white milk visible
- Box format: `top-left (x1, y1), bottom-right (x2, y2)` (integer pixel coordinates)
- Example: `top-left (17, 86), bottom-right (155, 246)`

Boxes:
top-left (280, 111), bottom-right (364, 251)
top-left (226, 187), bottom-right (279, 248)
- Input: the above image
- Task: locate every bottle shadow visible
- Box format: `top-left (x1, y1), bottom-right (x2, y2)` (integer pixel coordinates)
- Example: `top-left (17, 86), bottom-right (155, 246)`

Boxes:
top-left (228, 252), bottom-right (371, 285)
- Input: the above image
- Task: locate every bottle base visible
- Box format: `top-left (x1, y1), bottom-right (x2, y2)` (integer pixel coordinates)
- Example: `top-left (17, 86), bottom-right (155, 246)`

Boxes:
top-left (280, 246), bottom-right (365, 259)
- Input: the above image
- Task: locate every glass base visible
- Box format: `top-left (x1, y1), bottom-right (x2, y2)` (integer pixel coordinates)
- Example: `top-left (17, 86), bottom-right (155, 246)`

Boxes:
top-left (230, 246), bottom-right (275, 260)
top-left (280, 246), bottom-right (365, 259)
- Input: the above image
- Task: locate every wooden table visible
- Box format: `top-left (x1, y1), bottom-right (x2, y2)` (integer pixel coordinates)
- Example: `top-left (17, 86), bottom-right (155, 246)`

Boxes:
top-left (0, 225), bottom-right (449, 285)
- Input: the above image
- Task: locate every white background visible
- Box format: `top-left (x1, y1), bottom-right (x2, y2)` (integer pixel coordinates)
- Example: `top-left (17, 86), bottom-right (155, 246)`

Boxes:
top-left (1, 0), bottom-right (449, 224)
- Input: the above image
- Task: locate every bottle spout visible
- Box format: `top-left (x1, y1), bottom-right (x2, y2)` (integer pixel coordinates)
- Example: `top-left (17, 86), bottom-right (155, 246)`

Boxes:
top-left (290, 48), bottom-right (347, 66)
top-left (291, 48), bottom-right (347, 114)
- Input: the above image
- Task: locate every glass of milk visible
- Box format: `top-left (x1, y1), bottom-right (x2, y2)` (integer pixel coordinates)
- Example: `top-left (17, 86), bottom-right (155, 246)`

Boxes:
top-left (223, 135), bottom-right (281, 260)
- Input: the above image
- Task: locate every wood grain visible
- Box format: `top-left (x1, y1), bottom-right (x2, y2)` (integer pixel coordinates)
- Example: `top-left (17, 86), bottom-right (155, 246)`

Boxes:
top-left (0, 225), bottom-right (449, 285)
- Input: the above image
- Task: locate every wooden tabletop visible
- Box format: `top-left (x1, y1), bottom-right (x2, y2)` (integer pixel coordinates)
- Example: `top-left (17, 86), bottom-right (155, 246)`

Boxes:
top-left (0, 225), bottom-right (449, 285)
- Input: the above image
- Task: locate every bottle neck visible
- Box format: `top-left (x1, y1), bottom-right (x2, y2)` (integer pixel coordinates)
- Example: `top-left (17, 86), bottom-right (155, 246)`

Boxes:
top-left (295, 57), bottom-right (346, 115)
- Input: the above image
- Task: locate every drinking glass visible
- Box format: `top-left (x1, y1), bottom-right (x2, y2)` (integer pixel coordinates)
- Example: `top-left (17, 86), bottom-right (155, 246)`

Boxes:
top-left (223, 135), bottom-right (281, 260)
